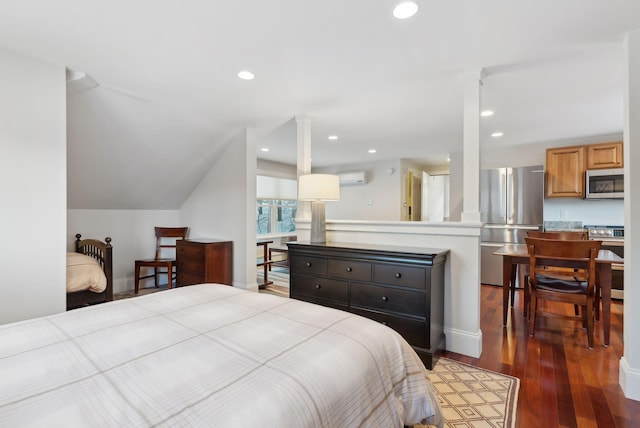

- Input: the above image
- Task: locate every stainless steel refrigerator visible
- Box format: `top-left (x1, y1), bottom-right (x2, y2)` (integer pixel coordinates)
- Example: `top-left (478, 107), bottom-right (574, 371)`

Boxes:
top-left (480, 165), bottom-right (544, 285)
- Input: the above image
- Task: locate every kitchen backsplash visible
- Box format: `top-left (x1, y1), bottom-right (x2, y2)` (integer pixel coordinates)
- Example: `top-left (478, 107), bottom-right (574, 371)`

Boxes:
top-left (544, 198), bottom-right (624, 226)
top-left (544, 221), bottom-right (583, 231)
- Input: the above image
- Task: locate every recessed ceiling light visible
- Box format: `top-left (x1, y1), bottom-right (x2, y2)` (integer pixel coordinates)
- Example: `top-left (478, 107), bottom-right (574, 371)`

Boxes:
top-left (481, 110), bottom-right (494, 117)
top-left (328, 135), bottom-right (338, 140)
top-left (237, 70), bottom-right (255, 80)
top-left (393, 1), bottom-right (419, 19)
top-left (260, 147), bottom-right (269, 152)
top-left (446, 157), bottom-right (451, 162)
top-left (368, 149), bottom-right (377, 154)
top-left (491, 132), bottom-right (504, 137)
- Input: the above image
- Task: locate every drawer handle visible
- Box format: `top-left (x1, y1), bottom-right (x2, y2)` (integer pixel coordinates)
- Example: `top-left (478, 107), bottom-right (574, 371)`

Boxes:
top-left (315, 284), bottom-right (321, 289)
top-left (382, 296), bottom-right (388, 302)
top-left (306, 262), bottom-right (312, 267)
top-left (346, 267), bottom-right (352, 272)
top-left (395, 273), bottom-right (402, 279)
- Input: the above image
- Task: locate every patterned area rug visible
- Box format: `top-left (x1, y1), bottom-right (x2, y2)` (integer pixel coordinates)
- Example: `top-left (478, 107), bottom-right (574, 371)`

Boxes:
top-left (424, 358), bottom-right (519, 428)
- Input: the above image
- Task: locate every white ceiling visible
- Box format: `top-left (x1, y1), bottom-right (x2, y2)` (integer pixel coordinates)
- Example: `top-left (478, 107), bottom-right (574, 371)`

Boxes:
top-left (1, 1), bottom-right (638, 208)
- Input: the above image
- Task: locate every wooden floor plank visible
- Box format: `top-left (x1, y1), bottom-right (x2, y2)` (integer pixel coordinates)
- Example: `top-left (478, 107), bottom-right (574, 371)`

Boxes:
top-left (442, 285), bottom-right (640, 428)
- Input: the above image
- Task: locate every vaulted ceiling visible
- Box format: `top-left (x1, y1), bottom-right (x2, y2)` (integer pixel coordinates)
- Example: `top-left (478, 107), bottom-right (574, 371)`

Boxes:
top-left (1, 1), bottom-right (638, 209)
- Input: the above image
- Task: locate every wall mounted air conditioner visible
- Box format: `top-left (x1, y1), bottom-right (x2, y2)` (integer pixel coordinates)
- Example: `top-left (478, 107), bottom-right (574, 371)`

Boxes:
top-left (338, 171), bottom-right (367, 186)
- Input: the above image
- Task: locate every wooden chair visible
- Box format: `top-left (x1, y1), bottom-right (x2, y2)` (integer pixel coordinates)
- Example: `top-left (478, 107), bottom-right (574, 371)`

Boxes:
top-left (524, 231), bottom-right (590, 318)
top-left (134, 227), bottom-right (188, 294)
top-left (525, 237), bottom-right (601, 348)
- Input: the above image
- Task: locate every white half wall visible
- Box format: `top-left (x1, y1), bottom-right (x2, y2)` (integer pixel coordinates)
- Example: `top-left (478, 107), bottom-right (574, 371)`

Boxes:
top-left (0, 48), bottom-right (66, 323)
top-left (180, 129), bottom-right (257, 290)
top-left (296, 219), bottom-right (483, 358)
top-left (67, 209), bottom-right (181, 294)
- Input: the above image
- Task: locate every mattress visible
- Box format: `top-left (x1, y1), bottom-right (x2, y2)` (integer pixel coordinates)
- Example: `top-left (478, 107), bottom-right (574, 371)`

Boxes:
top-left (0, 283), bottom-right (442, 427)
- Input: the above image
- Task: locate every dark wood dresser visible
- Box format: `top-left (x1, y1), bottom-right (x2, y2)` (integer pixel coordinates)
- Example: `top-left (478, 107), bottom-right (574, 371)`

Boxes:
top-left (288, 241), bottom-right (448, 369)
top-left (176, 239), bottom-right (233, 286)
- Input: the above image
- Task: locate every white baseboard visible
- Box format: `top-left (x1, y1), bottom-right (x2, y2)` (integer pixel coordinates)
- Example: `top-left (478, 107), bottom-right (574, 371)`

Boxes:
top-left (619, 357), bottom-right (640, 400)
top-left (443, 327), bottom-right (482, 358)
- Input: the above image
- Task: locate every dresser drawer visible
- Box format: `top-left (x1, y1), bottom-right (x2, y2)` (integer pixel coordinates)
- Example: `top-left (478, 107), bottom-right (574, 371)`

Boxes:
top-left (351, 282), bottom-right (426, 317)
top-left (290, 255), bottom-right (327, 276)
top-left (176, 271), bottom-right (204, 286)
top-left (351, 308), bottom-right (426, 348)
top-left (177, 258), bottom-right (204, 274)
top-left (290, 274), bottom-right (348, 304)
top-left (177, 244), bottom-right (204, 262)
top-left (373, 263), bottom-right (426, 290)
top-left (328, 259), bottom-right (372, 281)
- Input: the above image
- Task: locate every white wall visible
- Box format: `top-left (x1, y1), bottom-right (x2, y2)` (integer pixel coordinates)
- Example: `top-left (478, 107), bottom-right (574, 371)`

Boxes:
top-left (620, 28), bottom-right (640, 401)
top-left (257, 159), bottom-right (297, 179)
top-left (181, 129), bottom-right (257, 290)
top-left (544, 199), bottom-right (624, 226)
top-left (316, 159), bottom-right (403, 221)
top-left (67, 209), bottom-right (181, 293)
top-left (0, 48), bottom-right (66, 323)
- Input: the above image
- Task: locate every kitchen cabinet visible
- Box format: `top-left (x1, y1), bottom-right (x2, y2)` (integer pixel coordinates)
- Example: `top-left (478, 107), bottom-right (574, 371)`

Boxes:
top-left (176, 239), bottom-right (233, 286)
top-left (288, 241), bottom-right (448, 369)
top-left (586, 141), bottom-right (623, 169)
top-left (545, 141), bottom-right (625, 198)
top-left (545, 145), bottom-right (586, 198)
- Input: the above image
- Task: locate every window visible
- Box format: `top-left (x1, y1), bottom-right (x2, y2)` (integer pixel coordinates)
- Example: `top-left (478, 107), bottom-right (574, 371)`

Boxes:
top-left (256, 199), bottom-right (297, 235)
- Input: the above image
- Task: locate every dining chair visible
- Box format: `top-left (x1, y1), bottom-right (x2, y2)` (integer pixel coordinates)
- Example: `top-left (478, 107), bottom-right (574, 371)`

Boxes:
top-left (525, 237), bottom-right (601, 348)
top-left (524, 231), bottom-right (590, 319)
top-left (134, 227), bottom-right (189, 294)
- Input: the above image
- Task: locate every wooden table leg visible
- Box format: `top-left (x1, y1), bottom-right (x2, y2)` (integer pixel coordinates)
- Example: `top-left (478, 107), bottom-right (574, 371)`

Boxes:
top-left (503, 255), bottom-right (512, 326)
top-left (599, 264), bottom-right (611, 346)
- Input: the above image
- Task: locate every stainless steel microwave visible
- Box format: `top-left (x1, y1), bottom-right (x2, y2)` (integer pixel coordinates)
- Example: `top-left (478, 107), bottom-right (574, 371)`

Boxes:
top-left (585, 168), bottom-right (624, 199)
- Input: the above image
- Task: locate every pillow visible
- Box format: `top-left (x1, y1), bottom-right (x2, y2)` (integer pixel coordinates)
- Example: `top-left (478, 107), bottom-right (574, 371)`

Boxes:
top-left (66, 252), bottom-right (107, 293)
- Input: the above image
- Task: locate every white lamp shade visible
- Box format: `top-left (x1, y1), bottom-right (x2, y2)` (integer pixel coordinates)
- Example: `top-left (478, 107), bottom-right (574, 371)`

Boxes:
top-left (298, 174), bottom-right (340, 201)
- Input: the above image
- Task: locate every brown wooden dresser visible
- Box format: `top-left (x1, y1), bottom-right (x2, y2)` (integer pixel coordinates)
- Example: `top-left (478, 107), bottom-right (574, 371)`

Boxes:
top-left (288, 241), bottom-right (448, 369)
top-left (176, 239), bottom-right (233, 286)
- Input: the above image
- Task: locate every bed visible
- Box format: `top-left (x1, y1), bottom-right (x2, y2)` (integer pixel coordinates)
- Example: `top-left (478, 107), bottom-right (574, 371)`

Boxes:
top-left (66, 234), bottom-right (113, 310)
top-left (0, 283), bottom-right (443, 427)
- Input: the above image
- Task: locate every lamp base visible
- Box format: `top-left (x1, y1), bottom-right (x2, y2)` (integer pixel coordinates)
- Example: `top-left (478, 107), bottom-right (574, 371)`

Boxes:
top-left (310, 201), bottom-right (326, 244)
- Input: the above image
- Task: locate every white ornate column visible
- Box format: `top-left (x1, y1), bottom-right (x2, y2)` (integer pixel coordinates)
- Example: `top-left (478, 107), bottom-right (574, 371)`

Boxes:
top-left (460, 69), bottom-right (484, 223)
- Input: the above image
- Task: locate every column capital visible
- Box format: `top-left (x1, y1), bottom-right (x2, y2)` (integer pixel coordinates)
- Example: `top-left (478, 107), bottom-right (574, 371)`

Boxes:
top-left (459, 68), bottom-right (486, 85)
top-left (295, 115), bottom-right (311, 124)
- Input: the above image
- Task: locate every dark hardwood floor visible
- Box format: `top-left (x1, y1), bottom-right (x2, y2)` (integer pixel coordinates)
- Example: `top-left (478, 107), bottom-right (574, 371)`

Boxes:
top-left (441, 284), bottom-right (640, 428)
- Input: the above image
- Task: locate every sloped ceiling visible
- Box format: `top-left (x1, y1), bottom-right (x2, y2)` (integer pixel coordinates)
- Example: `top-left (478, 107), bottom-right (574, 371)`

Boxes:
top-left (1, 0), bottom-right (639, 209)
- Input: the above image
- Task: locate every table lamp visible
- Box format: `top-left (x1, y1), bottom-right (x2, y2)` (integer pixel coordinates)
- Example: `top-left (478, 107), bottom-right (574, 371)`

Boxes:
top-left (298, 174), bottom-right (340, 244)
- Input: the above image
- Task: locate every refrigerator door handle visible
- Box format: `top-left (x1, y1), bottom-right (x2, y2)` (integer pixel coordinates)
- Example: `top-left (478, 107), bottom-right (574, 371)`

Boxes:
top-left (500, 168), bottom-right (507, 222)
top-left (506, 168), bottom-right (513, 222)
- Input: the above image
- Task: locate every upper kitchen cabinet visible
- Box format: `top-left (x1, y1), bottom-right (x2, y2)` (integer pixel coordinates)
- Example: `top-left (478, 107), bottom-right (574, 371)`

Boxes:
top-left (586, 141), bottom-right (623, 169)
top-left (545, 145), bottom-right (585, 198)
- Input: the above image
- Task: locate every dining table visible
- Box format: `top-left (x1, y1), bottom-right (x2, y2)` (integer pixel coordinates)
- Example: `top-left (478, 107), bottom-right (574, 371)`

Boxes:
top-left (493, 243), bottom-right (624, 346)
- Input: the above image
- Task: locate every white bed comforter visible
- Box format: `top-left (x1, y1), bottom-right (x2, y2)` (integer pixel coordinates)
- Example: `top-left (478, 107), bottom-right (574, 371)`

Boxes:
top-left (0, 284), bottom-right (442, 428)
top-left (66, 252), bottom-right (107, 293)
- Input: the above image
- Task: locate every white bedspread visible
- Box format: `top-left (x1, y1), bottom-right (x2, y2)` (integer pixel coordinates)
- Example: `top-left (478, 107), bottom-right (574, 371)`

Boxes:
top-left (0, 284), bottom-right (442, 427)
top-left (66, 252), bottom-right (107, 293)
